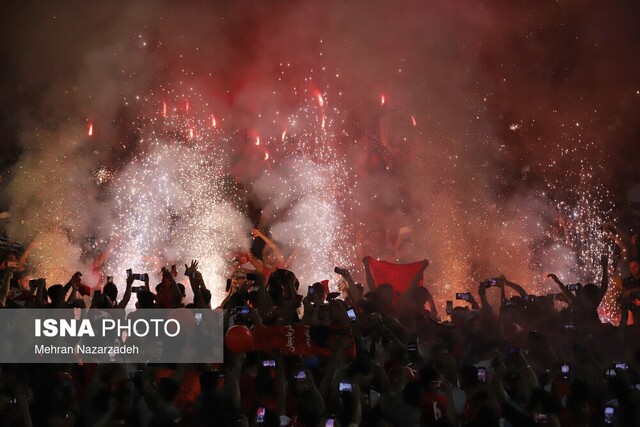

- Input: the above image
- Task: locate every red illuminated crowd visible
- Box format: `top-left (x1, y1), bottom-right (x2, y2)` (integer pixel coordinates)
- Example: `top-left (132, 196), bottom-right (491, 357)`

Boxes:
top-left (1, 226), bottom-right (640, 427)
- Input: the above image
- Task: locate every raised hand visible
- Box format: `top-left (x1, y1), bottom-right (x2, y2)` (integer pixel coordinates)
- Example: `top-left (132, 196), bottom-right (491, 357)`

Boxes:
top-left (184, 259), bottom-right (199, 277)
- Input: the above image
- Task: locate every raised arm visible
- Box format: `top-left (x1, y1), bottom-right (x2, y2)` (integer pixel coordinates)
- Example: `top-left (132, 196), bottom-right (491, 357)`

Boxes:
top-left (362, 256), bottom-right (376, 293)
top-left (499, 276), bottom-right (528, 298)
top-left (409, 259), bottom-right (429, 289)
top-left (547, 273), bottom-right (575, 303)
top-left (597, 254), bottom-right (609, 304)
top-left (252, 228), bottom-right (286, 266)
top-left (478, 281), bottom-right (495, 316)
top-left (335, 267), bottom-right (363, 304)
top-left (18, 241), bottom-right (37, 272)
top-left (161, 267), bottom-right (182, 306)
top-left (185, 260), bottom-right (203, 307)
top-left (116, 274), bottom-right (134, 309)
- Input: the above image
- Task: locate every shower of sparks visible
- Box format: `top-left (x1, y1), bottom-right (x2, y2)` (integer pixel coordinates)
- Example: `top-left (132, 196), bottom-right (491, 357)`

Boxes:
top-left (96, 76), bottom-right (357, 302)
top-left (544, 168), bottom-right (617, 323)
top-left (93, 165), bottom-right (115, 186)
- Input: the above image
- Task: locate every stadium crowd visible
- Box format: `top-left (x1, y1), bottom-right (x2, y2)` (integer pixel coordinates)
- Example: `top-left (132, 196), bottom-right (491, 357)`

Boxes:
top-left (1, 225), bottom-right (640, 427)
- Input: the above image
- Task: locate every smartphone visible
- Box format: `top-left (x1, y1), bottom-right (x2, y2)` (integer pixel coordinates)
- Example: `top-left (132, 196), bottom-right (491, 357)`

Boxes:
top-left (308, 286), bottom-right (315, 297)
top-left (195, 312), bottom-right (203, 325)
top-left (126, 269), bottom-right (132, 278)
top-left (29, 279), bottom-right (39, 292)
top-left (295, 370), bottom-right (306, 380)
top-left (564, 324), bottom-right (576, 330)
top-left (132, 273), bottom-right (149, 281)
top-left (262, 360), bottom-right (276, 368)
top-left (456, 292), bottom-right (471, 301)
top-left (325, 417), bottom-right (335, 427)
top-left (339, 382), bottom-right (352, 392)
top-left (346, 308), bottom-right (357, 323)
top-left (407, 341), bottom-right (418, 354)
top-left (246, 272), bottom-right (259, 282)
top-left (226, 278), bottom-right (232, 292)
top-left (604, 406), bottom-right (614, 424)
top-left (615, 362), bottom-right (629, 370)
top-left (567, 284), bottom-right (580, 291)
top-left (561, 363), bottom-right (570, 379)
top-left (131, 286), bottom-right (143, 294)
top-left (604, 368), bottom-right (616, 378)
top-left (482, 278), bottom-right (498, 288)
top-left (533, 412), bottom-right (548, 424)
top-left (446, 300), bottom-right (453, 315)
top-left (94, 290), bottom-right (102, 297)
top-left (477, 367), bottom-right (487, 384)
top-left (238, 306), bottom-right (251, 315)
top-left (256, 406), bottom-right (266, 423)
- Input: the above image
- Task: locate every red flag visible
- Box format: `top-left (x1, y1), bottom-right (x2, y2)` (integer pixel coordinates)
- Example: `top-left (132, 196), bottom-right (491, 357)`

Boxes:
top-left (365, 256), bottom-right (425, 293)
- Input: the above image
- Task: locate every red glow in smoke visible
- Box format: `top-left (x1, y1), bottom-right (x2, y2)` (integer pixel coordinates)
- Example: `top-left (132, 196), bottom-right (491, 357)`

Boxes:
top-left (211, 115), bottom-right (217, 127)
top-left (88, 122), bottom-right (93, 136)
top-left (380, 94), bottom-right (386, 106)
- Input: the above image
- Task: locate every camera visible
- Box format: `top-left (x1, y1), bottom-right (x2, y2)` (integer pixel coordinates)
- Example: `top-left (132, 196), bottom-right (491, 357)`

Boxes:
top-left (566, 283), bottom-right (580, 291)
top-left (456, 292), bottom-right (471, 301)
top-left (481, 278), bottom-right (499, 288)
top-left (407, 341), bottom-right (418, 354)
top-left (604, 406), bottom-right (614, 424)
top-left (533, 413), bottom-right (548, 424)
top-left (561, 363), bottom-right (570, 380)
top-left (445, 300), bottom-right (453, 315)
top-left (477, 367), bottom-right (487, 384)
top-left (262, 360), bottom-right (276, 368)
top-left (256, 406), bottom-right (266, 423)
top-left (339, 382), bottom-right (352, 392)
